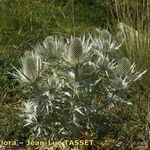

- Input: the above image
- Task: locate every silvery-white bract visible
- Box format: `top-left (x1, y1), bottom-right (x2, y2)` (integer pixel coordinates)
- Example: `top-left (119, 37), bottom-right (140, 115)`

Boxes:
top-left (12, 29), bottom-right (147, 139)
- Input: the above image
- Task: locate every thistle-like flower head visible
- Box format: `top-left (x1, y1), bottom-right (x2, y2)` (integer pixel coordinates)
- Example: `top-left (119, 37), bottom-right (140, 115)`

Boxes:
top-left (13, 51), bottom-right (42, 84)
top-left (62, 35), bottom-right (93, 66)
top-left (68, 38), bottom-right (83, 65)
top-left (115, 57), bottom-right (132, 76)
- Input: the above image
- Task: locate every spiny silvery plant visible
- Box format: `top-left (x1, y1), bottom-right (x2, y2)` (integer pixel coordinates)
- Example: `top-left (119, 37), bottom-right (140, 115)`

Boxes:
top-left (13, 30), bottom-right (147, 140)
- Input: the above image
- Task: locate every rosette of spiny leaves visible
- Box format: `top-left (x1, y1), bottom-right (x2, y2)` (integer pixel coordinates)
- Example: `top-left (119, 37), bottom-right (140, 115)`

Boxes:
top-left (92, 29), bottom-right (122, 53)
top-left (112, 57), bottom-right (147, 90)
top-left (12, 30), bottom-right (147, 140)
